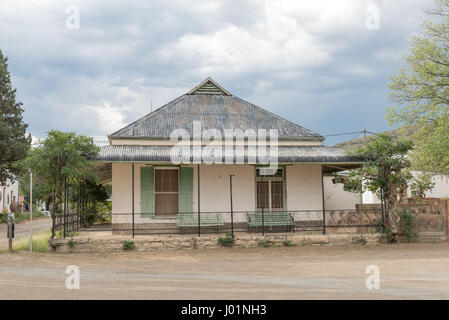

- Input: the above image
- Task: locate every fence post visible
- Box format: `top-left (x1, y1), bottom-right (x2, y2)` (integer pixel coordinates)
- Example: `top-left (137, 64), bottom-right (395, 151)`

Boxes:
top-left (230, 174), bottom-right (235, 240)
top-left (132, 163), bottom-right (135, 238)
top-left (261, 175), bottom-right (265, 236)
top-left (321, 165), bottom-right (326, 235)
top-left (63, 178), bottom-right (67, 238)
top-left (197, 164), bottom-right (201, 237)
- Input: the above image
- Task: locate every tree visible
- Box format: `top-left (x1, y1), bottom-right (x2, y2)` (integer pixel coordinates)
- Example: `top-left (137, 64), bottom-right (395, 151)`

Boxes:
top-left (20, 130), bottom-right (100, 212)
top-left (387, 0), bottom-right (449, 175)
top-left (335, 135), bottom-right (433, 239)
top-left (0, 49), bottom-right (31, 184)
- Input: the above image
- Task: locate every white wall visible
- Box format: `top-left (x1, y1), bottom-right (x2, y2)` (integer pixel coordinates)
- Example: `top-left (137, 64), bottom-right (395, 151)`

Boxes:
top-left (324, 176), bottom-right (361, 210)
top-left (409, 172), bottom-right (449, 199)
top-left (111, 163), bottom-right (329, 223)
top-left (286, 164), bottom-right (323, 211)
top-left (1, 178), bottom-right (19, 213)
top-left (323, 171), bottom-right (449, 210)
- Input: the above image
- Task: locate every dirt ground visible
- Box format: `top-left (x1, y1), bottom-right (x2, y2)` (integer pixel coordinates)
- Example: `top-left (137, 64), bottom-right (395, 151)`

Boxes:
top-left (0, 242), bottom-right (449, 299)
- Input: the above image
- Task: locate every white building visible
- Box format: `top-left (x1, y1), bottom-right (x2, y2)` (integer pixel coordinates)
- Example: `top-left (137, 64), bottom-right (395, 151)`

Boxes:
top-left (1, 178), bottom-right (19, 213)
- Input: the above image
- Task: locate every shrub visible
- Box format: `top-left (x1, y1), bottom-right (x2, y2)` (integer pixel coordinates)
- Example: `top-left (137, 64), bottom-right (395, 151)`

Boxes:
top-left (376, 221), bottom-right (395, 243)
top-left (399, 210), bottom-right (418, 242)
top-left (122, 240), bottom-right (135, 251)
top-left (67, 239), bottom-right (75, 248)
top-left (218, 233), bottom-right (234, 247)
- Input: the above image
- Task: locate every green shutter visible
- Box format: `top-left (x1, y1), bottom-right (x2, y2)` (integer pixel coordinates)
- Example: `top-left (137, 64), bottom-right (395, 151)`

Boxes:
top-left (141, 167), bottom-right (154, 217)
top-left (179, 167), bottom-right (193, 215)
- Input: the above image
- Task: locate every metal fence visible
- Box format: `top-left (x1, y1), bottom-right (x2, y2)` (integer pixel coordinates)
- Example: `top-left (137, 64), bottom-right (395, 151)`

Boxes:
top-left (52, 208), bottom-right (384, 238)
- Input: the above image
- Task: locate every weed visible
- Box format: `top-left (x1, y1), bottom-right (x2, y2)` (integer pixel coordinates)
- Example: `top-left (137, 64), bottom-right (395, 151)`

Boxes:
top-left (282, 240), bottom-right (295, 247)
top-left (122, 240), bottom-right (135, 251)
top-left (218, 233), bottom-right (234, 247)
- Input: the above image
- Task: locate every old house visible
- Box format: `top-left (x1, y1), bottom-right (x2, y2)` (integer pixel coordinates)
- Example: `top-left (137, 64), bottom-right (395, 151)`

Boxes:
top-left (93, 78), bottom-right (362, 233)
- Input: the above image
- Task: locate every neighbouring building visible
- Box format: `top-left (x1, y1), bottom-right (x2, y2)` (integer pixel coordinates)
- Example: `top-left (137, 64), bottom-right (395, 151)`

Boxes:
top-left (1, 177), bottom-right (19, 213)
top-left (326, 127), bottom-right (449, 209)
top-left (93, 78), bottom-right (362, 233)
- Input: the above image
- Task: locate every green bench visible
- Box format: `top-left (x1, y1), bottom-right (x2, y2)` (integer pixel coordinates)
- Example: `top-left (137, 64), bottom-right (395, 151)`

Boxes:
top-left (177, 213), bottom-right (224, 233)
top-left (247, 212), bottom-right (295, 233)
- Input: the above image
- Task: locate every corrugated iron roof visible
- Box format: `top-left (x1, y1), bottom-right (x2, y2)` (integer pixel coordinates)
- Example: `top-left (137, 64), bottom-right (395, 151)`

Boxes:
top-left (110, 78), bottom-right (323, 140)
top-left (93, 145), bottom-right (362, 164)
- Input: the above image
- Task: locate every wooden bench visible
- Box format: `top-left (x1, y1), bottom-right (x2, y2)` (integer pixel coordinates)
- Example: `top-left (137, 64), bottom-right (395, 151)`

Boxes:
top-left (247, 212), bottom-right (295, 233)
top-left (177, 213), bottom-right (224, 233)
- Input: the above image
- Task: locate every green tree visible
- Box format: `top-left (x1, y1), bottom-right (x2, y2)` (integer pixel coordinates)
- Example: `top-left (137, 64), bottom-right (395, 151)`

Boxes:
top-left (388, 0), bottom-right (449, 175)
top-left (20, 130), bottom-right (100, 212)
top-left (335, 135), bottom-right (433, 239)
top-left (0, 49), bottom-right (31, 184)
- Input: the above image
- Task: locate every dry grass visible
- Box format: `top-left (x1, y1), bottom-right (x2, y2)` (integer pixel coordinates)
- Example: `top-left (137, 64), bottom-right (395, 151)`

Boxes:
top-left (12, 229), bottom-right (51, 252)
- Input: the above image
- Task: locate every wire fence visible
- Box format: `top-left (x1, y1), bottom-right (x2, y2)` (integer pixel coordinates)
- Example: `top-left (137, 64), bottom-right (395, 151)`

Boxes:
top-left (52, 208), bottom-right (384, 238)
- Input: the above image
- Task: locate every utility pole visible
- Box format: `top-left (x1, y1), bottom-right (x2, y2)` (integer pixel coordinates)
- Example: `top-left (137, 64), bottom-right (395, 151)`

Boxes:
top-left (29, 168), bottom-right (33, 252)
top-left (8, 215), bottom-right (13, 253)
top-left (363, 127), bottom-right (367, 147)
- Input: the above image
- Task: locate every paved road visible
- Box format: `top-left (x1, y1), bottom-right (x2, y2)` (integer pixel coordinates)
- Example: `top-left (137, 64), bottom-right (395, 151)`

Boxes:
top-left (0, 242), bottom-right (449, 299)
top-left (0, 217), bottom-right (52, 249)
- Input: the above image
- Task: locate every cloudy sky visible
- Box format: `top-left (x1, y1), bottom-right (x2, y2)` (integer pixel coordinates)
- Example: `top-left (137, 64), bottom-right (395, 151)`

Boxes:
top-left (0, 0), bottom-right (431, 145)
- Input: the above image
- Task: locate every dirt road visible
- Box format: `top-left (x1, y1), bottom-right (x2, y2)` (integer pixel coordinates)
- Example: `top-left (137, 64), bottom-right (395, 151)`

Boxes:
top-left (0, 217), bottom-right (52, 249)
top-left (0, 242), bottom-right (448, 299)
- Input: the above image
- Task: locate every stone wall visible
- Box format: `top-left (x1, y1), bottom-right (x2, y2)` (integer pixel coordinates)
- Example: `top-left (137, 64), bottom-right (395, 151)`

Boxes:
top-left (356, 198), bottom-right (448, 240)
top-left (49, 233), bottom-right (382, 253)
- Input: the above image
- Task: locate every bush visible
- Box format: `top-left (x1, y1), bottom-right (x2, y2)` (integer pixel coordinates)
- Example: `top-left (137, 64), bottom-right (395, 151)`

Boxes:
top-left (376, 221), bottom-right (395, 243)
top-left (122, 240), bottom-right (135, 251)
top-left (399, 210), bottom-right (418, 242)
top-left (282, 240), bottom-right (295, 247)
top-left (218, 233), bottom-right (234, 247)
top-left (67, 239), bottom-right (75, 248)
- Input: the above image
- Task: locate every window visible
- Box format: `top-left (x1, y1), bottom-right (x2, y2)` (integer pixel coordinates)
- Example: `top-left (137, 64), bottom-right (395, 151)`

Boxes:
top-left (154, 168), bottom-right (178, 216)
top-left (256, 168), bottom-right (283, 178)
top-left (256, 167), bottom-right (285, 212)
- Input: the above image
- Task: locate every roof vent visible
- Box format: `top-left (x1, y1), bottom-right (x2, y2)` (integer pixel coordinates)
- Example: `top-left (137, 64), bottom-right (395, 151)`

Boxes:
top-left (187, 77), bottom-right (232, 95)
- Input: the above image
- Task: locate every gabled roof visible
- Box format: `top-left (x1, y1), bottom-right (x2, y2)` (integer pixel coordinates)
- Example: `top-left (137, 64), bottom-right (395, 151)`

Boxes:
top-left (110, 78), bottom-right (323, 141)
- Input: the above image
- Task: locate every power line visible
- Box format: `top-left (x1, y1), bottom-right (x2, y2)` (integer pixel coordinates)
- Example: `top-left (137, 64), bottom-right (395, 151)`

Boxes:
top-left (323, 131), bottom-right (364, 137)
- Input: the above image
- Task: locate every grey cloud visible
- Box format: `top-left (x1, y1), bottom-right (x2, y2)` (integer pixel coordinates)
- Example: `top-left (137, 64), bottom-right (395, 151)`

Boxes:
top-left (0, 0), bottom-right (430, 145)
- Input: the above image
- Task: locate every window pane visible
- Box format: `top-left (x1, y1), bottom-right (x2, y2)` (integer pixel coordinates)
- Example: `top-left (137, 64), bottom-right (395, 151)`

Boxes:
top-left (155, 169), bottom-right (178, 192)
top-left (256, 168), bottom-right (283, 177)
top-left (155, 194), bottom-right (178, 215)
top-left (271, 181), bottom-right (284, 209)
top-left (154, 169), bottom-right (179, 215)
top-left (256, 181), bottom-right (269, 209)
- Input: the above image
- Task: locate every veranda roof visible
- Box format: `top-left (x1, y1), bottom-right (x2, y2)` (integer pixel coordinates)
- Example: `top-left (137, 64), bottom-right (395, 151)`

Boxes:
top-left (93, 145), bottom-right (362, 167)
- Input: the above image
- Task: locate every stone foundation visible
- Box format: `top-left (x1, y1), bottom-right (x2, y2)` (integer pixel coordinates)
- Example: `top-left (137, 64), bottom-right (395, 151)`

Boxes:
top-left (49, 233), bottom-right (383, 253)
